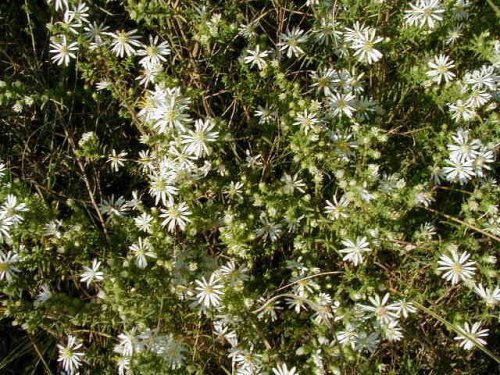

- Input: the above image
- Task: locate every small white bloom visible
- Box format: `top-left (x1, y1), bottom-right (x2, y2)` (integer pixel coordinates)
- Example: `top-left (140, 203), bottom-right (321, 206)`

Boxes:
top-left (454, 321), bottom-right (488, 350)
top-left (50, 35), bottom-right (78, 66)
top-left (272, 363), bottom-right (298, 375)
top-left (194, 273), bottom-right (224, 309)
top-left (57, 335), bottom-right (85, 374)
top-left (80, 259), bottom-right (104, 287)
top-left (437, 249), bottom-right (476, 285)
top-left (339, 237), bottom-right (371, 266)
top-left (159, 201), bottom-right (191, 232)
top-left (244, 45), bottom-right (270, 70)
top-left (427, 54), bottom-right (455, 84)
top-left (129, 238), bottom-right (157, 269)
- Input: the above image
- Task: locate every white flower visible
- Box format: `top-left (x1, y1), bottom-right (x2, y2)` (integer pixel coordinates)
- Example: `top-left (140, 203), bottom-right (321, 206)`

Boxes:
top-left (244, 45), bottom-right (270, 70)
top-left (387, 300), bottom-right (417, 319)
top-left (83, 21), bottom-right (109, 50)
top-left (404, 0), bottom-right (444, 29)
top-left (448, 100), bottom-right (476, 122)
top-left (35, 284), bottom-right (53, 304)
top-left (427, 54), bottom-right (455, 84)
top-left (107, 149), bottom-right (127, 172)
top-left (464, 65), bottom-right (498, 91)
top-left (382, 320), bottom-right (404, 342)
top-left (310, 68), bottom-right (336, 96)
top-left (465, 89), bottom-right (491, 109)
top-left (193, 273), bottom-right (224, 309)
top-left (159, 201), bottom-right (191, 232)
top-left (272, 363), bottom-right (298, 375)
top-left (80, 259), bottom-right (104, 287)
top-left (114, 331), bottom-right (137, 357)
top-left (129, 238), bottom-right (157, 269)
top-left (134, 212), bottom-right (154, 233)
top-left (360, 293), bottom-right (399, 324)
top-left (148, 170), bottom-right (178, 206)
top-left (293, 110), bottom-right (320, 135)
top-left (437, 250), bottom-right (476, 285)
top-left (181, 119), bottom-right (219, 158)
top-left (474, 284), bottom-right (500, 306)
top-left (339, 237), bottom-right (372, 266)
top-left (47, 0), bottom-right (69, 11)
top-left (0, 250), bottom-right (20, 282)
top-left (442, 154), bottom-right (475, 184)
top-left (107, 29), bottom-right (142, 58)
top-left (281, 173), bottom-right (305, 194)
top-left (50, 35), bottom-right (78, 66)
top-left (64, 2), bottom-right (90, 28)
top-left (454, 321), bottom-right (488, 350)
top-left (324, 195), bottom-right (350, 220)
top-left (328, 92), bottom-right (356, 118)
top-left (350, 28), bottom-right (384, 64)
top-left (137, 35), bottom-right (171, 67)
top-left (57, 335), bottom-right (85, 374)
top-left (1, 194), bottom-right (28, 224)
top-left (447, 129), bottom-right (482, 161)
top-left (278, 27), bottom-right (307, 58)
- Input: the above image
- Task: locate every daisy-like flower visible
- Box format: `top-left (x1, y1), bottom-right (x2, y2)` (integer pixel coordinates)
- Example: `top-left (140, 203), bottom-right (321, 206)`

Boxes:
top-left (447, 129), bottom-right (481, 161)
top-left (360, 293), bottom-right (399, 324)
top-left (49, 35), bottom-right (78, 66)
top-left (244, 45), bottom-right (270, 70)
top-left (57, 335), bottom-right (85, 374)
top-left (350, 28), bottom-right (384, 64)
top-left (324, 195), bottom-right (350, 220)
top-left (339, 237), bottom-right (372, 266)
top-left (464, 65), bottom-right (498, 91)
top-left (80, 258), bottom-right (104, 287)
top-left (0, 250), bottom-right (20, 282)
top-left (474, 284), bottom-right (500, 306)
top-left (129, 237), bottom-right (157, 269)
top-left (310, 68), bottom-right (336, 96)
top-left (442, 153), bottom-right (475, 184)
top-left (159, 200), bottom-right (191, 232)
top-left (181, 119), bottom-right (219, 158)
top-left (107, 149), bottom-right (127, 172)
top-left (1, 194), bottom-right (28, 224)
top-left (83, 21), bottom-right (109, 50)
top-left (134, 212), bottom-right (154, 233)
top-left (426, 54), bottom-right (456, 84)
top-left (281, 173), bottom-right (306, 194)
top-left (137, 35), bottom-right (171, 68)
top-left (148, 170), bottom-right (178, 206)
top-left (454, 321), bottom-right (488, 350)
top-left (465, 89), bottom-right (491, 109)
top-left (35, 284), bottom-right (53, 304)
top-left (388, 300), bottom-right (417, 319)
top-left (382, 320), bottom-right (404, 342)
top-left (64, 2), bottom-right (90, 28)
top-left (107, 29), bottom-right (142, 58)
top-left (404, 0), bottom-right (445, 30)
top-left (254, 105), bottom-right (277, 125)
top-left (437, 249), bottom-right (476, 285)
top-left (278, 27), bottom-right (308, 58)
top-left (272, 363), bottom-right (298, 375)
top-left (328, 92), bottom-right (356, 118)
top-left (448, 100), bottom-right (476, 122)
top-left (293, 109), bottom-right (320, 135)
top-left (47, 0), bottom-right (69, 11)
top-left (193, 273), bottom-right (224, 309)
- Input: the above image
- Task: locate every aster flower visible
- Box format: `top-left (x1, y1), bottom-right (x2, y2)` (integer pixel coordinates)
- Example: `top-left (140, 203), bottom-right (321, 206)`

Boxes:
top-left (328, 92), bottom-right (356, 118)
top-left (382, 320), bottom-right (404, 342)
top-left (49, 35), bottom-right (78, 66)
top-left (350, 28), bottom-right (384, 64)
top-left (293, 109), bottom-right (320, 135)
top-left (83, 21), bottom-right (109, 50)
top-left (339, 237), bottom-right (372, 266)
top-left (80, 258), bottom-right (104, 287)
top-left (278, 27), bottom-right (308, 58)
top-left (107, 149), bottom-right (127, 172)
top-left (47, 0), bottom-right (69, 11)
top-left (426, 54), bottom-right (456, 84)
top-left (474, 284), bottom-right (500, 306)
top-left (272, 363), bottom-right (298, 375)
top-left (437, 249), bottom-right (476, 285)
top-left (107, 29), bottom-right (142, 58)
top-left (244, 45), bottom-right (270, 70)
top-left (324, 195), bottom-right (350, 220)
top-left (404, 0), bottom-right (444, 30)
top-left (448, 100), bottom-right (476, 122)
top-left (454, 321), bottom-right (488, 350)
top-left (447, 129), bottom-right (481, 161)
top-left (193, 273), bottom-right (224, 309)
top-left (181, 119), bottom-right (219, 158)
top-left (442, 154), bottom-right (475, 184)
top-left (137, 35), bottom-right (171, 67)
top-left (148, 170), bottom-right (178, 206)
top-left (134, 212), bottom-right (154, 233)
top-left (129, 237), bottom-right (157, 269)
top-left (0, 250), bottom-right (20, 282)
top-left (360, 293), bottom-right (399, 324)
top-left (159, 200), bottom-right (191, 232)
top-left (1, 194), bottom-right (28, 224)
top-left (57, 335), bottom-right (85, 374)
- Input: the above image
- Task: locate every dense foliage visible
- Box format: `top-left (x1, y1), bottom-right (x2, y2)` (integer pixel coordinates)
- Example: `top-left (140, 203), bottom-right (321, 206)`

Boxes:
top-left (0, 0), bottom-right (499, 374)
